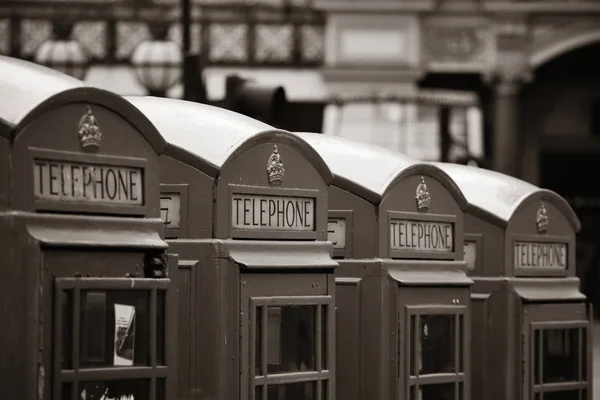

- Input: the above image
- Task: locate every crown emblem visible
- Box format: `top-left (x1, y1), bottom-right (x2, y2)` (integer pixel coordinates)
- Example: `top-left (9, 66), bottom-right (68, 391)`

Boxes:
top-left (266, 145), bottom-right (285, 186)
top-left (416, 176), bottom-right (431, 211)
top-left (78, 105), bottom-right (102, 151)
top-left (536, 202), bottom-right (549, 234)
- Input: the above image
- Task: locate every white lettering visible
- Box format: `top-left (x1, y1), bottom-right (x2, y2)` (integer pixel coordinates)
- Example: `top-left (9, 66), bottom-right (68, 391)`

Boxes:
top-left (231, 194), bottom-right (315, 231)
top-left (327, 218), bottom-right (346, 249)
top-left (514, 242), bottom-right (567, 269)
top-left (390, 219), bottom-right (454, 252)
top-left (33, 160), bottom-right (143, 205)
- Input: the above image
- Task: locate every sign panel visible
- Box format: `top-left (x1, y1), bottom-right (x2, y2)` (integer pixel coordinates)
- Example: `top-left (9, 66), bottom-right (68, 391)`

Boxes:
top-left (33, 160), bottom-right (143, 205)
top-left (390, 219), bottom-right (454, 252)
top-left (514, 241), bottom-right (567, 269)
top-left (231, 194), bottom-right (315, 231)
top-left (160, 194), bottom-right (181, 229)
top-left (464, 241), bottom-right (477, 271)
top-left (327, 218), bottom-right (346, 249)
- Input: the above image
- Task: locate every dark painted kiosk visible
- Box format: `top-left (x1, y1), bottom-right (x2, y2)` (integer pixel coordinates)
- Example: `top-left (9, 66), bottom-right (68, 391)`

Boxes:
top-left (433, 162), bottom-right (592, 400)
top-left (125, 97), bottom-right (337, 400)
top-left (0, 57), bottom-right (177, 400)
top-left (295, 132), bottom-right (473, 400)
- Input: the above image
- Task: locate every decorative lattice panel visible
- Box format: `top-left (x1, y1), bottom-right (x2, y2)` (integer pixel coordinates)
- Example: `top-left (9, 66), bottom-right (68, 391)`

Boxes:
top-left (168, 23), bottom-right (202, 54)
top-left (116, 22), bottom-right (150, 60)
top-left (72, 21), bottom-right (107, 59)
top-left (20, 19), bottom-right (53, 57)
top-left (300, 25), bottom-right (324, 62)
top-left (0, 19), bottom-right (9, 55)
top-left (209, 24), bottom-right (248, 62)
top-left (255, 24), bottom-right (293, 62)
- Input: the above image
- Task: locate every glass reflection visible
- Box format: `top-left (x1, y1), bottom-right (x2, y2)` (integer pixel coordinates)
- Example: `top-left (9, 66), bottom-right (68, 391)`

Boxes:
top-left (79, 379), bottom-right (149, 400)
top-left (542, 328), bottom-right (579, 383)
top-left (419, 315), bottom-right (455, 375)
top-left (420, 383), bottom-right (454, 400)
top-left (266, 306), bottom-right (316, 374)
top-left (267, 382), bottom-right (316, 400)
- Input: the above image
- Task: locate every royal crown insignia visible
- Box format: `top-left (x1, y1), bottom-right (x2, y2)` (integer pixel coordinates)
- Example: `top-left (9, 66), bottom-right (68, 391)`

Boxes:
top-left (536, 202), bottom-right (549, 233)
top-left (415, 176), bottom-right (431, 211)
top-left (78, 105), bottom-right (102, 151)
top-left (266, 145), bottom-right (285, 186)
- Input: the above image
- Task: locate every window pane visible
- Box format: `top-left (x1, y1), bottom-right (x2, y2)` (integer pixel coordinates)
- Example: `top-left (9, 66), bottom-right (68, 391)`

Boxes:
top-left (322, 380), bottom-right (328, 400)
top-left (61, 383), bottom-right (72, 400)
top-left (255, 306), bottom-right (263, 376)
top-left (321, 305), bottom-right (327, 370)
top-left (420, 383), bottom-right (454, 400)
top-left (267, 381), bottom-right (316, 400)
top-left (61, 290), bottom-right (73, 370)
top-left (458, 314), bottom-right (464, 372)
top-left (156, 290), bottom-right (166, 365)
top-left (255, 385), bottom-right (263, 400)
top-left (267, 305), bottom-right (316, 374)
top-left (582, 328), bottom-right (588, 381)
top-left (79, 290), bottom-right (150, 367)
top-left (543, 390), bottom-right (580, 400)
top-left (534, 329), bottom-right (541, 385)
top-left (79, 379), bottom-right (149, 399)
top-left (542, 328), bottom-right (579, 383)
top-left (409, 386), bottom-right (416, 400)
top-left (156, 378), bottom-right (165, 400)
top-left (410, 315), bottom-right (416, 376)
top-left (420, 315), bottom-right (455, 375)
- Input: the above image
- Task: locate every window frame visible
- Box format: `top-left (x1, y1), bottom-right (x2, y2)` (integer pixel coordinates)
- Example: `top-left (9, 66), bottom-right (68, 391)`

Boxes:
top-left (249, 295), bottom-right (333, 400)
top-left (405, 304), bottom-right (468, 400)
top-left (529, 320), bottom-right (589, 400)
top-left (53, 277), bottom-right (173, 400)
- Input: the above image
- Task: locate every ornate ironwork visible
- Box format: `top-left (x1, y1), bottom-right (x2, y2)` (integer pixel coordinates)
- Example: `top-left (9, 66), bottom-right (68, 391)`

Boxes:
top-left (0, 1), bottom-right (325, 67)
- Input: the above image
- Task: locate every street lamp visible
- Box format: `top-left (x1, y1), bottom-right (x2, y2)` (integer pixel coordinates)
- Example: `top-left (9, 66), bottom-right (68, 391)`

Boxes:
top-left (131, 23), bottom-right (182, 97)
top-left (34, 22), bottom-right (89, 80)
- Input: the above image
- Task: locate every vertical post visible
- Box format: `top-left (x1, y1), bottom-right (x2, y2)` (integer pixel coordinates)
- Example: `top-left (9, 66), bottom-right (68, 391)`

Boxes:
top-left (181, 0), bottom-right (192, 100)
top-left (492, 75), bottom-right (521, 177)
top-left (439, 105), bottom-right (451, 162)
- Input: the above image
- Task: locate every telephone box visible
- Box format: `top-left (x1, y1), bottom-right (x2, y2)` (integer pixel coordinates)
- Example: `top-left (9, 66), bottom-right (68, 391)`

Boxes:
top-left (295, 132), bottom-right (473, 400)
top-left (0, 57), bottom-right (178, 400)
top-left (125, 97), bottom-right (338, 400)
top-left (433, 162), bottom-right (592, 400)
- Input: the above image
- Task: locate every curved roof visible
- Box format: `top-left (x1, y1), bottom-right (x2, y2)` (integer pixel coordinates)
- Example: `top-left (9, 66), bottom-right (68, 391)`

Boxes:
top-left (0, 56), bottom-right (166, 154)
top-left (294, 132), bottom-right (468, 209)
top-left (125, 96), bottom-right (333, 182)
top-left (431, 162), bottom-right (580, 231)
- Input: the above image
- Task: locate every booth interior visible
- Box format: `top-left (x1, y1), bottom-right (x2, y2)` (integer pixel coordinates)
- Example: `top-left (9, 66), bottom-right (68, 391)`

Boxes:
top-left (124, 96), bottom-right (338, 400)
top-left (294, 132), bottom-right (473, 400)
top-left (0, 56), bottom-right (178, 400)
top-left (433, 162), bottom-right (592, 400)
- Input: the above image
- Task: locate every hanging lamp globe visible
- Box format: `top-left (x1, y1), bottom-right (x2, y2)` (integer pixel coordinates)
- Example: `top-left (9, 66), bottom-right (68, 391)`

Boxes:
top-left (34, 22), bottom-right (90, 80)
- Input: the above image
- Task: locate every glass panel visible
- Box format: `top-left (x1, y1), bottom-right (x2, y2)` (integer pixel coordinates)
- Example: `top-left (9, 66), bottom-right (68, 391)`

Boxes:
top-left (156, 290), bottom-right (166, 366)
top-left (459, 382), bottom-right (464, 400)
top-left (267, 381), bottom-right (316, 400)
top-left (542, 328), bottom-right (579, 383)
top-left (156, 378), bottom-right (165, 400)
top-left (458, 314), bottom-right (464, 372)
top-left (420, 315), bottom-right (455, 375)
top-left (255, 306), bottom-right (263, 376)
top-left (581, 328), bottom-right (588, 381)
top-left (534, 329), bottom-right (541, 385)
top-left (79, 290), bottom-right (150, 367)
top-left (410, 315), bottom-right (416, 376)
top-left (409, 386), bottom-right (416, 400)
top-left (266, 305), bottom-right (316, 374)
top-left (61, 290), bottom-right (73, 370)
top-left (79, 379), bottom-right (149, 399)
top-left (534, 393), bottom-right (541, 400)
top-left (255, 385), bottom-right (263, 400)
top-left (321, 380), bottom-right (328, 400)
top-left (420, 383), bottom-right (454, 400)
top-left (321, 305), bottom-right (327, 370)
top-left (61, 382), bottom-right (72, 400)
top-left (543, 390), bottom-right (580, 400)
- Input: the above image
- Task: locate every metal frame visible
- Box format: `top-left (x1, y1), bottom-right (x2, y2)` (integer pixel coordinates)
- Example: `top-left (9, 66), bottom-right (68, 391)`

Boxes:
top-left (53, 277), bottom-right (173, 400)
top-left (249, 295), bottom-right (333, 400)
top-left (405, 304), bottom-right (468, 400)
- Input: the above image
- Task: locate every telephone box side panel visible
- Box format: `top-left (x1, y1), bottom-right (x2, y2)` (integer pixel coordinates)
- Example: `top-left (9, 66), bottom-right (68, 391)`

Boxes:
top-left (215, 142), bottom-right (328, 241)
top-left (335, 278), bottom-right (361, 400)
top-left (329, 185), bottom-right (377, 259)
top-left (470, 294), bottom-right (490, 400)
top-left (159, 155), bottom-right (214, 239)
top-left (465, 214), bottom-right (505, 277)
top-left (379, 174), bottom-right (464, 260)
top-left (10, 103), bottom-right (161, 216)
top-left (0, 216), bottom-right (40, 400)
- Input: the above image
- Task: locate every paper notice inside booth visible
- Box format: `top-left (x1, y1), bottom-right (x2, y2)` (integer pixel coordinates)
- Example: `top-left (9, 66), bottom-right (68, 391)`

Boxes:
top-left (113, 304), bottom-right (136, 366)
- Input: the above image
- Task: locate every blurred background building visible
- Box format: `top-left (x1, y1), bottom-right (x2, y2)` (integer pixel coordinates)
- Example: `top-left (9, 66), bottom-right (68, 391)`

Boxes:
top-left (2, 0), bottom-right (600, 313)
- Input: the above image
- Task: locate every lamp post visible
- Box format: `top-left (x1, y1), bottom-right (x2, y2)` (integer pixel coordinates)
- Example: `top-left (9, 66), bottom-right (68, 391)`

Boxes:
top-left (34, 22), bottom-right (89, 80)
top-left (131, 22), bottom-right (182, 97)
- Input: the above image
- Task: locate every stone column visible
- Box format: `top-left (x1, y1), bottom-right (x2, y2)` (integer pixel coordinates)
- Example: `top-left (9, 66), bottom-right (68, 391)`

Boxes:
top-left (492, 73), bottom-right (522, 177)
